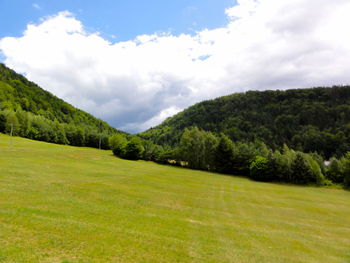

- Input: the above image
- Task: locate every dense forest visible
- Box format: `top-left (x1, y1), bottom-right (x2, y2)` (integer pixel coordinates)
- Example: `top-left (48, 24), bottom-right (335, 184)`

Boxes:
top-left (140, 86), bottom-right (350, 159)
top-left (0, 64), bottom-right (120, 148)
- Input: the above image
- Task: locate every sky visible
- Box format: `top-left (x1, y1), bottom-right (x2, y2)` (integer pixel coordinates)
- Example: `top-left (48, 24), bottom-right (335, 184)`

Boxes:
top-left (1, 0), bottom-right (350, 133)
top-left (0, 0), bottom-right (235, 41)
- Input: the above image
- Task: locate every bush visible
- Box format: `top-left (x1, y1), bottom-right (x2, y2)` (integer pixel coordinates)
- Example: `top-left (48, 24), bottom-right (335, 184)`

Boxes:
top-left (141, 140), bottom-right (162, 161)
top-left (155, 148), bottom-right (176, 164)
top-left (326, 157), bottom-right (344, 184)
top-left (266, 150), bottom-right (286, 181)
top-left (109, 134), bottom-right (127, 157)
top-left (249, 155), bottom-right (271, 181)
top-left (123, 137), bottom-right (144, 160)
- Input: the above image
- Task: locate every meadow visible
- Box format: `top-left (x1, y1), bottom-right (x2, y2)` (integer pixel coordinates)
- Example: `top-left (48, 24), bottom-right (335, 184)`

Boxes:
top-left (0, 134), bottom-right (349, 263)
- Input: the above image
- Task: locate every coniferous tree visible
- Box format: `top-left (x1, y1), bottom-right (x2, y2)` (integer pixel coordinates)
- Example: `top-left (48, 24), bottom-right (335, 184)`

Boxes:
top-left (291, 152), bottom-right (314, 184)
top-left (214, 134), bottom-right (235, 174)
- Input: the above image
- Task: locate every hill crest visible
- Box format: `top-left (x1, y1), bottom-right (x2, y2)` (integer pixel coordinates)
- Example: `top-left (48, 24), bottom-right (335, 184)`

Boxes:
top-left (0, 63), bottom-right (122, 148)
top-left (140, 86), bottom-right (350, 158)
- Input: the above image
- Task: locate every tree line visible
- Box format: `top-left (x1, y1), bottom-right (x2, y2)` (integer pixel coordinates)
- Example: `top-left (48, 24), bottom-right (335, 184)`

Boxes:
top-left (0, 64), bottom-right (119, 148)
top-left (111, 127), bottom-right (350, 188)
top-left (0, 109), bottom-right (112, 148)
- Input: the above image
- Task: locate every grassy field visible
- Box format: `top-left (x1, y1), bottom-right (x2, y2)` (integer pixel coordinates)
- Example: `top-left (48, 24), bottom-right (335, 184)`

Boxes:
top-left (0, 134), bottom-right (349, 263)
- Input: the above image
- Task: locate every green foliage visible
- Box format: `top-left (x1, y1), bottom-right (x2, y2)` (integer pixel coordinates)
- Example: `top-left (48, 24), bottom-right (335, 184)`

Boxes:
top-left (266, 150), bottom-right (285, 181)
top-left (123, 137), bottom-right (144, 160)
top-left (291, 152), bottom-right (316, 184)
top-left (249, 156), bottom-right (270, 181)
top-left (158, 126), bottom-right (328, 186)
top-left (109, 133), bottom-right (127, 156)
top-left (178, 127), bottom-right (218, 170)
top-left (326, 157), bottom-right (344, 184)
top-left (309, 152), bottom-right (326, 175)
top-left (305, 155), bottom-right (325, 185)
top-left (110, 135), bottom-right (144, 160)
top-left (0, 64), bottom-right (121, 148)
top-left (179, 127), bottom-right (206, 169)
top-left (343, 153), bottom-right (350, 188)
top-left (139, 86), bottom-right (350, 158)
top-left (141, 140), bottom-right (162, 161)
top-left (214, 134), bottom-right (235, 174)
top-left (232, 141), bottom-right (265, 176)
top-left (4, 111), bottom-right (19, 135)
top-left (248, 149), bottom-right (324, 185)
top-left (155, 147), bottom-right (176, 164)
top-left (0, 111), bottom-right (5, 132)
top-left (202, 132), bottom-right (219, 170)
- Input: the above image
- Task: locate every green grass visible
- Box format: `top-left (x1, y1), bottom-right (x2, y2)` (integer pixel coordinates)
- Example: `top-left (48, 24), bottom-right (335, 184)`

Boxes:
top-left (0, 134), bottom-right (350, 263)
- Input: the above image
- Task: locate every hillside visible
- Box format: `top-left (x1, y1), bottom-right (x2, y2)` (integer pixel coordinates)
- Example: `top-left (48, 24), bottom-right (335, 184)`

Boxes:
top-left (0, 64), bottom-right (120, 148)
top-left (140, 86), bottom-right (350, 158)
top-left (0, 134), bottom-right (349, 263)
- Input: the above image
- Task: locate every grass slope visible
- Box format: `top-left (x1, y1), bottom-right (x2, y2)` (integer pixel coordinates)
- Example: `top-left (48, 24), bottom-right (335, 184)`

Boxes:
top-left (0, 134), bottom-right (349, 263)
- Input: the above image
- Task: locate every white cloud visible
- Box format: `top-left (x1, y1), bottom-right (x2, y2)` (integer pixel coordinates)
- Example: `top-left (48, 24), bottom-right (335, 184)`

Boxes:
top-left (1, 0), bottom-right (350, 133)
top-left (121, 106), bottom-right (182, 132)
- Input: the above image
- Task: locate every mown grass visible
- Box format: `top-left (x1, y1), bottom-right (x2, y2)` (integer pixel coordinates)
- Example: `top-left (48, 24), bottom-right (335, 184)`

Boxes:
top-left (0, 134), bottom-right (349, 263)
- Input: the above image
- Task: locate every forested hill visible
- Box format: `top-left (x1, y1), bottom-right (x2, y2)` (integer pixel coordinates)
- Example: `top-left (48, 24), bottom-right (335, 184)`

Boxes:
top-left (0, 63), bottom-right (121, 148)
top-left (140, 86), bottom-right (350, 158)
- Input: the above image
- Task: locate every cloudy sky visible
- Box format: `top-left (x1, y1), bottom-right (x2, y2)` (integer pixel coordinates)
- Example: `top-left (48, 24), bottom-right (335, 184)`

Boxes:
top-left (1, 0), bottom-right (350, 133)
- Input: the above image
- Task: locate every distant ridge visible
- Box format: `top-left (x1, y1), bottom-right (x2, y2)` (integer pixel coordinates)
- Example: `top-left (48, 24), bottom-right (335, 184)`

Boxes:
top-left (140, 86), bottom-right (350, 158)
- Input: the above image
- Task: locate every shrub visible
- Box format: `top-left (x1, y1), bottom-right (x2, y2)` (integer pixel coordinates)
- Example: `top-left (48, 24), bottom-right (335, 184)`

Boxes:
top-left (155, 148), bottom-right (176, 164)
top-left (249, 156), bottom-right (272, 181)
top-left (291, 152), bottom-right (315, 184)
top-left (123, 137), bottom-right (144, 160)
top-left (266, 150), bottom-right (285, 181)
top-left (141, 140), bottom-right (162, 161)
top-left (109, 134), bottom-right (127, 157)
top-left (326, 157), bottom-right (344, 184)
